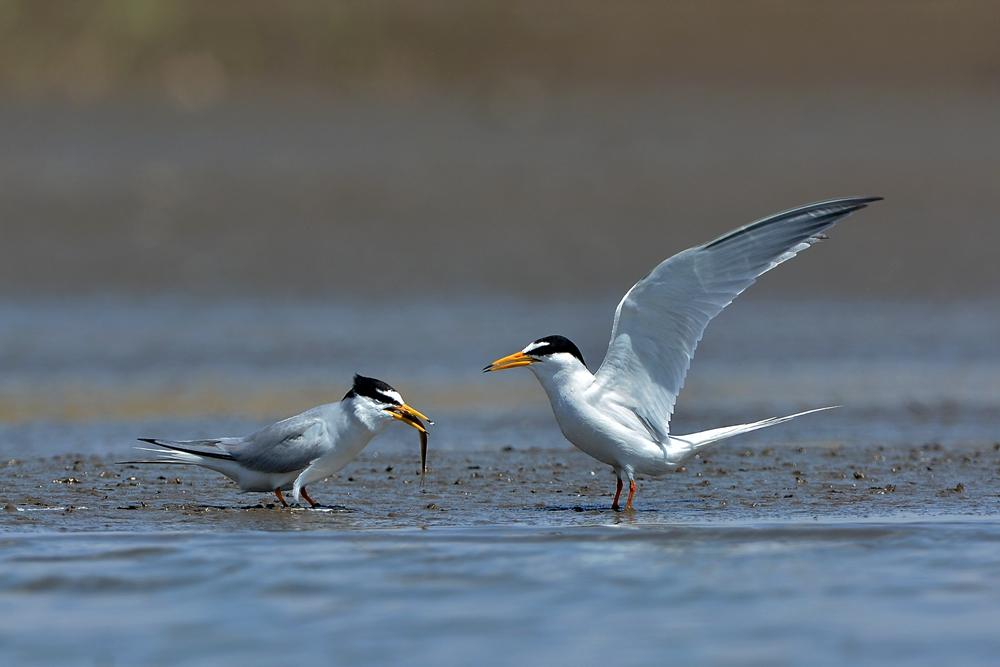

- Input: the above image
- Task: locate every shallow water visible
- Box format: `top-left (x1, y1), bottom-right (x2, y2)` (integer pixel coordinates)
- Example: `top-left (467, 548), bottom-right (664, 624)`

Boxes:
top-left (1, 298), bottom-right (999, 665)
top-left (3, 520), bottom-right (1000, 667)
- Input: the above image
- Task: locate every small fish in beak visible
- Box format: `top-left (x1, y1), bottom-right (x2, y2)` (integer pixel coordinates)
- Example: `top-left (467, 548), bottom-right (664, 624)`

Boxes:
top-left (419, 430), bottom-right (428, 480)
top-left (385, 403), bottom-right (433, 475)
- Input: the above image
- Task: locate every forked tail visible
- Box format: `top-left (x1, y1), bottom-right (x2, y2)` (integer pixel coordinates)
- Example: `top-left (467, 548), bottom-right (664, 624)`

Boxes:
top-left (668, 406), bottom-right (838, 457)
top-left (118, 438), bottom-right (235, 467)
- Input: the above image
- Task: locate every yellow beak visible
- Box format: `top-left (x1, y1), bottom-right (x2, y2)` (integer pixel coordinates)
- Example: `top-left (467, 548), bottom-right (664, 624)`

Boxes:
top-left (385, 403), bottom-right (433, 433)
top-left (482, 350), bottom-right (535, 373)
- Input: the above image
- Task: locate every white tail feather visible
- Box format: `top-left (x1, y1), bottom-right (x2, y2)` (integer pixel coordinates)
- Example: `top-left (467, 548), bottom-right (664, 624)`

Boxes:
top-left (123, 447), bottom-right (206, 465)
top-left (668, 406), bottom-right (838, 457)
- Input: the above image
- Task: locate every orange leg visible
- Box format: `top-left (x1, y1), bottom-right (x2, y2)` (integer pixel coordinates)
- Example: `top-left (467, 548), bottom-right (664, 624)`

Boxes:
top-left (299, 487), bottom-right (319, 508)
top-left (274, 488), bottom-right (290, 508)
top-left (612, 476), bottom-right (624, 511)
top-left (624, 480), bottom-right (637, 511)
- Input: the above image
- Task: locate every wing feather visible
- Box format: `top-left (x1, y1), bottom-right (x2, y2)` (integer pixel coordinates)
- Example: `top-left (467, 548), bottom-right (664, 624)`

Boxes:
top-left (231, 416), bottom-right (330, 474)
top-left (591, 197), bottom-right (880, 436)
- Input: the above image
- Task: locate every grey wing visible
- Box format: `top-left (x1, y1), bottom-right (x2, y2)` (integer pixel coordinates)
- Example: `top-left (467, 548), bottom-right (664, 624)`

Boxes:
top-left (591, 197), bottom-right (880, 436)
top-left (231, 416), bottom-right (330, 474)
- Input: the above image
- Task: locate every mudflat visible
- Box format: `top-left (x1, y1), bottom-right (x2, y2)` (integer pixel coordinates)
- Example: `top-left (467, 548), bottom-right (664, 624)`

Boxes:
top-left (4, 441), bottom-right (999, 530)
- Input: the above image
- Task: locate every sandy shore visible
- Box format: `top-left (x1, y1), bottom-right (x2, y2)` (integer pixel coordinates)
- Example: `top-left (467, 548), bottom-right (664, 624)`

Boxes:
top-left (5, 441), bottom-right (997, 532)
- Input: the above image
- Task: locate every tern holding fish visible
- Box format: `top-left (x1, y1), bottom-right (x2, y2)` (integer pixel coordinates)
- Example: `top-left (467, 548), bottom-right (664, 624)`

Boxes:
top-left (484, 197), bottom-right (880, 511)
top-left (122, 375), bottom-right (431, 507)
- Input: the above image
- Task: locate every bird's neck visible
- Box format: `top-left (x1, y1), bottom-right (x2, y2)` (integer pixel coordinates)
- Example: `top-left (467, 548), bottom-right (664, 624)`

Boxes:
top-left (341, 400), bottom-right (387, 437)
top-left (531, 361), bottom-right (595, 403)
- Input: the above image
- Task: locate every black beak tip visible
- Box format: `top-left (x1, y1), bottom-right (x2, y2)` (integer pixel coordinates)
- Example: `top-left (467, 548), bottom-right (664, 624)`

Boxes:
top-left (481, 366), bottom-right (492, 373)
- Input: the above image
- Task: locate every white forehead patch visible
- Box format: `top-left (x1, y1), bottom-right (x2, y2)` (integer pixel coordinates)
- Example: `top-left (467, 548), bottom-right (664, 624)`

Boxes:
top-left (378, 389), bottom-right (404, 404)
top-left (522, 341), bottom-right (549, 354)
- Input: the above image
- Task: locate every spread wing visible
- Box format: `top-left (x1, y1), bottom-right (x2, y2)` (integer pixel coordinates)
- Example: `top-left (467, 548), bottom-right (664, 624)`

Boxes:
top-left (591, 197), bottom-right (880, 438)
top-left (231, 415), bottom-right (331, 473)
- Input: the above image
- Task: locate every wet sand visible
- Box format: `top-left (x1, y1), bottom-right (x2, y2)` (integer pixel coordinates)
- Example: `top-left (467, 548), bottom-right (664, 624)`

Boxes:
top-left (5, 441), bottom-right (998, 531)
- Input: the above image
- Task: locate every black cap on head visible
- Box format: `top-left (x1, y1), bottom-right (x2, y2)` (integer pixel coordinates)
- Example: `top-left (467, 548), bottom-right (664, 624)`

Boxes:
top-left (525, 335), bottom-right (586, 366)
top-left (343, 374), bottom-right (403, 405)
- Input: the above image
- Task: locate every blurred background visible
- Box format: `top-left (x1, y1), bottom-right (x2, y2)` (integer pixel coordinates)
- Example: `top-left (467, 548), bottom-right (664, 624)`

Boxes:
top-left (0, 0), bottom-right (997, 435)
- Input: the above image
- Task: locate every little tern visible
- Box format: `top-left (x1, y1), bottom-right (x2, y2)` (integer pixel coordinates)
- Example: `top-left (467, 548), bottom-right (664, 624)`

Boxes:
top-left (484, 197), bottom-right (880, 511)
top-left (123, 375), bottom-right (431, 507)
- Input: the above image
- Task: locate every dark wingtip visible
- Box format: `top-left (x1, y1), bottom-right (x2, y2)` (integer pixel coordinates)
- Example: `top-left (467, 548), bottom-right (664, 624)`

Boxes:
top-left (838, 196), bottom-right (882, 209)
top-left (818, 196), bottom-right (883, 217)
top-left (137, 437), bottom-right (158, 445)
